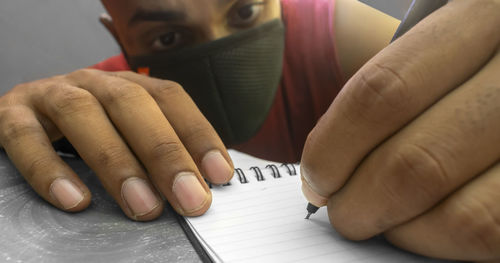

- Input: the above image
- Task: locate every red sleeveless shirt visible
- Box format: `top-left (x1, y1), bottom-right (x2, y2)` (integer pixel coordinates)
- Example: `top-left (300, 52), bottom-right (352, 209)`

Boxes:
top-left (92, 0), bottom-right (345, 163)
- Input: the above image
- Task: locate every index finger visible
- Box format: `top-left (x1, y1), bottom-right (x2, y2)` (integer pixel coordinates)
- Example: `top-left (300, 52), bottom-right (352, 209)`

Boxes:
top-left (66, 69), bottom-right (215, 216)
top-left (74, 70), bottom-right (234, 186)
top-left (113, 71), bottom-right (234, 185)
top-left (301, 0), bottom-right (500, 199)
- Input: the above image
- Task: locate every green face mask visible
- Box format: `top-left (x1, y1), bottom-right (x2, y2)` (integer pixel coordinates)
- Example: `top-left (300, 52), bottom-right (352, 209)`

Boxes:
top-left (128, 19), bottom-right (285, 145)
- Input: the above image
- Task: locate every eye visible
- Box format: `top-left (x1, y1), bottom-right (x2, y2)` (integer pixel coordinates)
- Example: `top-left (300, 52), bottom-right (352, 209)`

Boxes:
top-left (229, 2), bottom-right (265, 27)
top-left (151, 31), bottom-right (183, 52)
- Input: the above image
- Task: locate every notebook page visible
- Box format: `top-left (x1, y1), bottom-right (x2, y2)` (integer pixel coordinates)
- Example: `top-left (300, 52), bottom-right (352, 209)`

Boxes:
top-left (185, 150), bottom-right (449, 263)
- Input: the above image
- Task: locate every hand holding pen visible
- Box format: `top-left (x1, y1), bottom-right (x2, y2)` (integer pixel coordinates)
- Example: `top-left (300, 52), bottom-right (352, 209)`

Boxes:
top-left (303, 0), bottom-right (448, 220)
top-left (301, 0), bottom-right (500, 261)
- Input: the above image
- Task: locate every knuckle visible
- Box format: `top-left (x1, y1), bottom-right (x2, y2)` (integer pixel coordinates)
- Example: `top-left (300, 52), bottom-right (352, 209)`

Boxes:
top-left (12, 83), bottom-right (29, 93)
top-left (302, 129), bottom-right (323, 172)
top-left (301, 128), bottom-right (341, 191)
top-left (149, 140), bottom-right (185, 163)
top-left (100, 82), bottom-right (148, 105)
top-left (0, 108), bottom-right (41, 143)
top-left (67, 68), bottom-right (99, 79)
top-left (381, 143), bottom-right (450, 206)
top-left (349, 62), bottom-right (412, 123)
top-left (450, 198), bottom-right (500, 256)
top-left (182, 122), bottom-right (215, 145)
top-left (7, 77), bottom-right (66, 103)
top-left (45, 84), bottom-right (98, 117)
top-left (149, 80), bottom-right (185, 99)
top-left (471, 0), bottom-right (500, 21)
top-left (93, 144), bottom-right (146, 188)
top-left (0, 105), bottom-right (25, 122)
top-left (301, 131), bottom-right (316, 165)
top-left (26, 154), bottom-right (56, 181)
top-left (95, 143), bottom-right (132, 170)
top-left (2, 84), bottom-right (32, 106)
top-left (303, 121), bottom-right (329, 158)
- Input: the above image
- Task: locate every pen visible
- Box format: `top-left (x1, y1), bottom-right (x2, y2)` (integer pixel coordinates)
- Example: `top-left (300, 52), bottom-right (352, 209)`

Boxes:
top-left (304, 0), bottom-right (448, 219)
top-left (305, 202), bottom-right (319, 219)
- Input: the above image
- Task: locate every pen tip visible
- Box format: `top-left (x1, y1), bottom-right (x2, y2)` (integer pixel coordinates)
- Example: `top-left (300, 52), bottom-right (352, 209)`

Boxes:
top-left (305, 212), bottom-right (312, 220)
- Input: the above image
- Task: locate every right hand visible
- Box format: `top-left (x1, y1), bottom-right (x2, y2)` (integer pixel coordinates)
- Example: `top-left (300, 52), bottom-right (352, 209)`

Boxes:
top-left (0, 69), bottom-right (234, 221)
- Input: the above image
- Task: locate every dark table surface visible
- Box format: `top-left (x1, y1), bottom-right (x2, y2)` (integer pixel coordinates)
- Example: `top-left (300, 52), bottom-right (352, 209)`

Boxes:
top-left (0, 2), bottom-right (410, 262)
top-left (0, 150), bottom-right (202, 262)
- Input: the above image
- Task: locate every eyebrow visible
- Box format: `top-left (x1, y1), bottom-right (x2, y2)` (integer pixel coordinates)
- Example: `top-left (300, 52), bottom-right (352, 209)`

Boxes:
top-left (128, 8), bottom-right (187, 26)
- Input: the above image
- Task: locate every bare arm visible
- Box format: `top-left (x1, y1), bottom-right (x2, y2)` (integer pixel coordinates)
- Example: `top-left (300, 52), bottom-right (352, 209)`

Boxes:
top-left (334, 0), bottom-right (400, 80)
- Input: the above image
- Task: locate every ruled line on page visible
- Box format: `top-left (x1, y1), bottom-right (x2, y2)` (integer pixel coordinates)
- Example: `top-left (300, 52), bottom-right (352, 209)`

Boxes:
top-left (185, 150), bottom-right (448, 263)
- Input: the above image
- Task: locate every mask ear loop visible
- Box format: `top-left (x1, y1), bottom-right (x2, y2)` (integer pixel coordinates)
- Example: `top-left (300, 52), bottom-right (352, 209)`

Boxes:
top-left (99, 13), bottom-right (134, 68)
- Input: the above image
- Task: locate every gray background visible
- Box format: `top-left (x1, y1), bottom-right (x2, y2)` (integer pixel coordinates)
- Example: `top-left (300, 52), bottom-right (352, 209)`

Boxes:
top-left (0, 1), bottom-right (409, 262)
top-left (0, 0), bottom-right (412, 95)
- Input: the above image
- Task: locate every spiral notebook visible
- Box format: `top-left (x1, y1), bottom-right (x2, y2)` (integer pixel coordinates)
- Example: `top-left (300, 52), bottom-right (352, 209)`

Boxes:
top-left (183, 150), bottom-right (448, 263)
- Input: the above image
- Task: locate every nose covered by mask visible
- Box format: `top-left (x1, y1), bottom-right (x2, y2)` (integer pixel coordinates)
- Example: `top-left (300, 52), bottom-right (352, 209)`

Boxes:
top-left (128, 19), bottom-right (285, 145)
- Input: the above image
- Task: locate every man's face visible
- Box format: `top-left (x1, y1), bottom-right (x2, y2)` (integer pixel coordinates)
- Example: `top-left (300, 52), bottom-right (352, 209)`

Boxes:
top-left (102, 0), bottom-right (281, 56)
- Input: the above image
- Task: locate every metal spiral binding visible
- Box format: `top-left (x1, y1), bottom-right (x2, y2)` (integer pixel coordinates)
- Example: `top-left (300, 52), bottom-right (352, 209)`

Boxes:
top-left (204, 179), bottom-right (231, 189)
top-left (250, 167), bottom-right (265, 181)
top-left (235, 168), bottom-right (249, 184)
top-left (265, 164), bottom-right (281, 178)
top-left (280, 163), bottom-right (297, 176)
top-left (233, 163), bottom-right (296, 184)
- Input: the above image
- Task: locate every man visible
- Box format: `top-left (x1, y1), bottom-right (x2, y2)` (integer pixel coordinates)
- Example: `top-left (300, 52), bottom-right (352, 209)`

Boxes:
top-left (0, 0), bottom-right (498, 261)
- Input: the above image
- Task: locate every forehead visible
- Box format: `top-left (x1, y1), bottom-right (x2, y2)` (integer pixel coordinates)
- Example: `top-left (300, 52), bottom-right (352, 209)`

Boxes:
top-left (105, 0), bottom-right (232, 22)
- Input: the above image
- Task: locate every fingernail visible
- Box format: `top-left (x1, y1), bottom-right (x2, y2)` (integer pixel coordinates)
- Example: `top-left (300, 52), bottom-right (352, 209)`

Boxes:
top-left (50, 178), bottom-right (84, 210)
top-left (172, 172), bottom-right (208, 213)
top-left (202, 150), bottom-right (233, 184)
top-left (121, 178), bottom-right (159, 217)
top-left (301, 181), bottom-right (328, 207)
top-left (300, 168), bottom-right (328, 207)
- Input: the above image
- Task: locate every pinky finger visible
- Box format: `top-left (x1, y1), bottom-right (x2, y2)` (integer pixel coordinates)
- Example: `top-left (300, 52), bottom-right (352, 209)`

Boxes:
top-left (0, 106), bottom-right (91, 212)
top-left (385, 162), bottom-right (500, 262)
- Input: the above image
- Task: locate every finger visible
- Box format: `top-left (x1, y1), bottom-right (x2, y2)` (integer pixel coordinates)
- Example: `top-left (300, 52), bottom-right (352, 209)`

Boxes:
top-left (66, 69), bottom-right (212, 216)
top-left (0, 105), bottom-right (91, 212)
top-left (301, 0), bottom-right (500, 198)
top-left (301, 175), bottom-right (328, 207)
top-left (385, 162), bottom-right (500, 262)
top-left (113, 71), bottom-right (234, 185)
top-left (328, 49), bottom-right (500, 240)
top-left (32, 82), bottom-right (164, 221)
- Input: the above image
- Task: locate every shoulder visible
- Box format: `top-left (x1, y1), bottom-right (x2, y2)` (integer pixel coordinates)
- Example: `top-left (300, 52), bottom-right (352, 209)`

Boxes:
top-left (334, 0), bottom-right (400, 79)
top-left (90, 53), bottom-right (131, 72)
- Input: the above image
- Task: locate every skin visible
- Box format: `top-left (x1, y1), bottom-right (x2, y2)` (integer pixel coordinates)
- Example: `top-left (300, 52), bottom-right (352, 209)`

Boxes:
top-left (99, 0), bottom-right (282, 56)
top-left (0, 0), bottom-right (287, 221)
top-left (1, 0), bottom-right (498, 261)
top-left (334, 0), bottom-right (400, 80)
top-left (301, 0), bottom-right (500, 261)
top-left (0, 0), bottom-right (391, 222)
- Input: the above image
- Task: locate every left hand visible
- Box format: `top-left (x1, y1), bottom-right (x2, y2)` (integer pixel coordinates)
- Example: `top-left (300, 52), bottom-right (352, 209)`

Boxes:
top-left (300, 0), bottom-right (500, 261)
